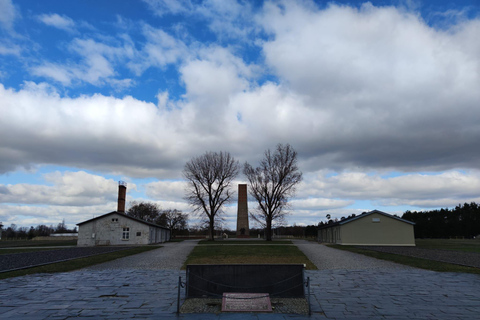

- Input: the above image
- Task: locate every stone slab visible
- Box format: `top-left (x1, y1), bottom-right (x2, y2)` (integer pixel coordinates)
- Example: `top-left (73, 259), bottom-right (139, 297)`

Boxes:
top-left (222, 293), bottom-right (273, 312)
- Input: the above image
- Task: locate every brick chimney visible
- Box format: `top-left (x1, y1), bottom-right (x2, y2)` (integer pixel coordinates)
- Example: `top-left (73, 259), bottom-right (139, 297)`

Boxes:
top-left (236, 184), bottom-right (250, 237)
top-left (117, 181), bottom-right (127, 213)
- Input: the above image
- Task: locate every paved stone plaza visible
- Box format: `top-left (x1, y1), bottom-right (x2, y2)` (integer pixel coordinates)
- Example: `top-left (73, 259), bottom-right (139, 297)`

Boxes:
top-left (1, 268), bottom-right (480, 319)
top-left (1, 241), bottom-right (479, 319)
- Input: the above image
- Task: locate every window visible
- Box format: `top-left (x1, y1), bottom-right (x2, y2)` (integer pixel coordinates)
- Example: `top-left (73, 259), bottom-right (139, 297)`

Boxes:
top-left (372, 218), bottom-right (380, 223)
top-left (112, 218), bottom-right (118, 222)
top-left (122, 227), bottom-right (130, 240)
top-left (136, 232), bottom-right (141, 236)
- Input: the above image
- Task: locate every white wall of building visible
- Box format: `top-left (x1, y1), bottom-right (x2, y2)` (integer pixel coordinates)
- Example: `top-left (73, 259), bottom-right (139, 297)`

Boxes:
top-left (78, 212), bottom-right (170, 246)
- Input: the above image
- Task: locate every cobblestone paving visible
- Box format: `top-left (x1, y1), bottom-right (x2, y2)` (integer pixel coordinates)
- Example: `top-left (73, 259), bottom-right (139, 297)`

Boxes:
top-left (1, 269), bottom-right (479, 319)
top-left (1, 241), bottom-right (480, 319)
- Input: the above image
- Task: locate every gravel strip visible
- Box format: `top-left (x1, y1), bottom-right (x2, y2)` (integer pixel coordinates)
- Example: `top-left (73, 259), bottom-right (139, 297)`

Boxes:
top-left (0, 247), bottom-right (133, 272)
top-left (292, 240), bottom-right (415, 270)
top-left (358, 246), bottom-right (480, 268)
top-left (83, 239), bottom-right (199, 270)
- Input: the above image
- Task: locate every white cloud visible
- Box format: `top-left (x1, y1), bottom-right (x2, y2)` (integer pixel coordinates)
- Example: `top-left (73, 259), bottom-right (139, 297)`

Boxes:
top-left (144, 0), bottom-right (256, 43)
top-left (0, 0), bottom-right (16, 30)
top-left (0, 82), bottom-right (180, 176)
top-left (290, 198), bottom-right (353, 210)
top-left (31, 37), bottom-right (135, 87)
top-left (0, 171), bottom-right (125, 206)
top-left (0, 203), bottom-right (116, 230)
top-left (0, 42), bottom-right (21, 55)
top-left (128, 24), bottom-right (188, 75)
top-left (37, 13), bottom-right (76, 32)
top-left (31, 62), bottom-right (74, 85)
top-left (145, 180), bottom-right (187, 202)
top-left (143, 0), bottom-right (193, 16)
top-left (298, 170), bottom-right (480, 208)
top-left (256, 1), bottom-right (480, 171)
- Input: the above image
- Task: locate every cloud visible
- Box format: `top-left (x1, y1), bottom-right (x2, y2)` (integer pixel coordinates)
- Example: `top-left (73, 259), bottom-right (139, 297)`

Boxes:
top-left (0, 82), bottom-right (176, 176)
top-left (144, 0), bottom-right (256, 42)
top-left (257, 1), bottom-right (480, 171)
top-left (0, 202), bottom-right (116, 230)
top-left (0, 0), bottom-right (17, 30)
top-left (0, 171), bottom-right (125, 206)
top-left (143, 0), bottom-right (193, 16)
top-left (145, 180), bottom-right (187, 202)
top-left (127, 24), bottom-right (188, 75)
top-left (37, 13), bottom-right (76, 33)
top-left (0, 42), bottom-right (21, 55)
top-left (31, 37), bottom-right (135, 87)
top-left (298, 170), bottom-right (480, 208)
top-left (290, 198), bottom-right (353, 210)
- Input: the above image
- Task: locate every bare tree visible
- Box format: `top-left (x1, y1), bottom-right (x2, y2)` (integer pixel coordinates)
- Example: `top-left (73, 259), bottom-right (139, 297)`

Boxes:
top-left (126, 201), bottom-right (161, 223)
top-left (183, 151), bottom-right (240, 241)
top-left (244, 144), bottom-right (302, 241)
top-left (156, 209), bottom-right (188, 238)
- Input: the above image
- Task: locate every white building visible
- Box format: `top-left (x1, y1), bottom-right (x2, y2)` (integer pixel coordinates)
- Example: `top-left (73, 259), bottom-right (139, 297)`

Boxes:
top-left (77, 211), bottom-right (170, 246)
top-left (77, 181), bottom-right (170, 246)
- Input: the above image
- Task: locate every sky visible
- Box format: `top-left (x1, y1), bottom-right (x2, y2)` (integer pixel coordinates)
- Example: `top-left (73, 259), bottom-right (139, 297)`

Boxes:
top-left (1, 0), bottom-right (480, 231)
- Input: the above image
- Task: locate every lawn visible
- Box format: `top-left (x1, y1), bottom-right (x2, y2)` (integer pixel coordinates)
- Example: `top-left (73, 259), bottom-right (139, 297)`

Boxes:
top-left (183, 244), bottom-right (317, 270)
top-left (0, 246), bottom-right (159, 280)
top-left (415, 239), bottom-right (480, 253)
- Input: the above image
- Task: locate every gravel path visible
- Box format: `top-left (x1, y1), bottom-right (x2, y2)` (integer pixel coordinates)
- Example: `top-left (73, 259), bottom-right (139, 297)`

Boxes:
top-left (292, 240), bottom-right (415, 270)
top-left (359, 246), bottom-right (480, 268)
top-left (0, 247), bottom-right (133, 272)
top-left (83, 240), bottom-right (199, 270)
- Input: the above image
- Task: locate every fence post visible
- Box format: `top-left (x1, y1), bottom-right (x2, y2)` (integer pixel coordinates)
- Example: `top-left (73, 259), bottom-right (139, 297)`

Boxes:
top-left (307, 276), bottom-right (311, 316)
top-left (177, 276), bottom-right (181, 314)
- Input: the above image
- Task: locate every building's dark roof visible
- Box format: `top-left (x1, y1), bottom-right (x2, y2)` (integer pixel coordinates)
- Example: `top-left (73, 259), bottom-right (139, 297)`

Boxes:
top-left (318, 209), bottom-right (415, 230)
top-left (77, 211), bottom-right (170, 230)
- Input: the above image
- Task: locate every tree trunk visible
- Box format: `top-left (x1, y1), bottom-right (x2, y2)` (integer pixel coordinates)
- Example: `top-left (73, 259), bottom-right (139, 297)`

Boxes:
top-left (209, 217), bottom-right (215, 241)
top-left (266, 218), bottom-right (272, 241)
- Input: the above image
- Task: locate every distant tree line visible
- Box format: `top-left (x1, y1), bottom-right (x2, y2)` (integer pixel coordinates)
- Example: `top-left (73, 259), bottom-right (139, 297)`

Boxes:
top-left (402, 202), bottom-right (480, 239)
top-left (180, 225), bottom-right (318, 239)
top-left (274, 225), bottom-right (318, 238)
top-left (0, 219), bottom-right (77, 240)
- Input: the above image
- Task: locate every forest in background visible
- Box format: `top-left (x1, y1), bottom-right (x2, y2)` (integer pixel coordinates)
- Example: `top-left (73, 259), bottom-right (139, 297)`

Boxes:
top-left (402, 202), bottom-right (480, 239)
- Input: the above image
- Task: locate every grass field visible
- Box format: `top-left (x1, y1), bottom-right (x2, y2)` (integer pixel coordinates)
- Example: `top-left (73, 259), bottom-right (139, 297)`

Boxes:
top-left (415, 239), bottom-right (480, 253)
top-left (183, 243), bottom-right (317, 270)
top-left (0, 246), bottom-right (159, 280)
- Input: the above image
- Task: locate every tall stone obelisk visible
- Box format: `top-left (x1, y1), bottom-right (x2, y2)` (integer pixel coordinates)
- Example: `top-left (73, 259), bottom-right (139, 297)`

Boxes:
top-left (236, 184), bottom-right (250, 238)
